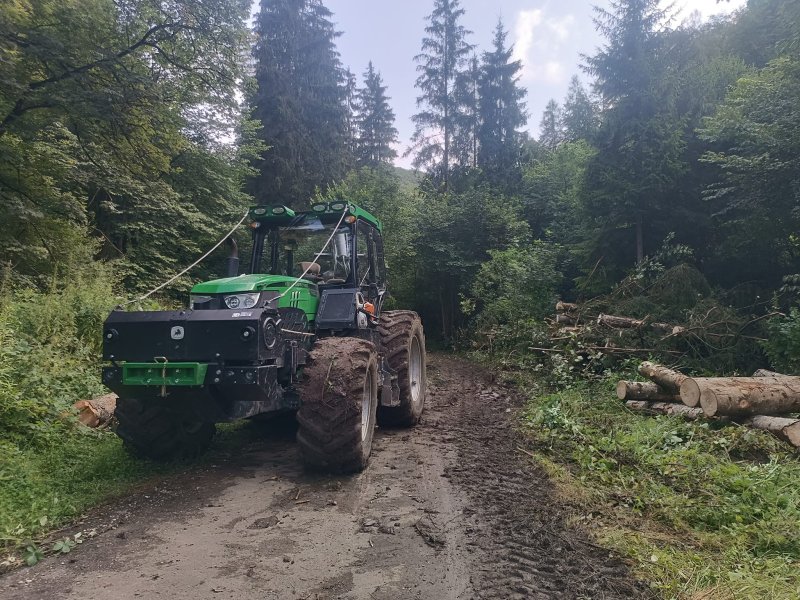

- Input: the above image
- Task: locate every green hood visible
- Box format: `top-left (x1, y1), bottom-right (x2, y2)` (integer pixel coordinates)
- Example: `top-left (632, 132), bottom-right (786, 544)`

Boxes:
top-left (191, 274), bottom-right (316, 294)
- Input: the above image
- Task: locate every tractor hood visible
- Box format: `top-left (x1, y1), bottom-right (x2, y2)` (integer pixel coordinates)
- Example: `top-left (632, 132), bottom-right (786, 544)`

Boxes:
top-left (191, 274), bottom-right (316, 295)
top-left (191, 274), bottom-right (320, 321)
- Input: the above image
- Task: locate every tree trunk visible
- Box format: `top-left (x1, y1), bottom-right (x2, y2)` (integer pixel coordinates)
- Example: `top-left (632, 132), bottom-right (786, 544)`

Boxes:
top-left (746, 415), bottom-right (800, 448)
top-left (679, 376), bottom-right (800, 416)
top-left (625, 401), bottom-right (704, 420)
top-left (638, 361), bottom-right (688, 394)
top-left (74, 394), bottom-right (117, 428)
top-left (616, 381), bottom-right (679, 402)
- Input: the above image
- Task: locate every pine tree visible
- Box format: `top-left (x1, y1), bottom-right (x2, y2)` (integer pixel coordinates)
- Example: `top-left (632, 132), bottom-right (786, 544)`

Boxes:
top-left (538, 99), bottom-right (564, 151)
top-left (409, 0), bottom-right (474, 187)
top-left (477, 20), bottom-right (527, 178)
top-left (354, 62), bottom-right (398, 166)
top-left (250, 0), bottom-right (351, 206)
top-left (562, 76), bottom-right (597, 142)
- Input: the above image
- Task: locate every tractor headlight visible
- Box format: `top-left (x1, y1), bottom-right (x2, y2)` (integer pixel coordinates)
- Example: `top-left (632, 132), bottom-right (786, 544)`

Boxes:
top-left (224, 293), bottom-right (260, 309)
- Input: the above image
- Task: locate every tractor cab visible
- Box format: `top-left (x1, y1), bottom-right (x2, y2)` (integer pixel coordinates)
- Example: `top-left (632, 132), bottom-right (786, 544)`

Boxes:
top-left (190, 201), bottom-right (387, 332)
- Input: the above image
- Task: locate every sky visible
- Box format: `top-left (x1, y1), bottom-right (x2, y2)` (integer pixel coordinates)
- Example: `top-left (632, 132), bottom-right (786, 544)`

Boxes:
top-left (258, 0), bottom-right (749, 168)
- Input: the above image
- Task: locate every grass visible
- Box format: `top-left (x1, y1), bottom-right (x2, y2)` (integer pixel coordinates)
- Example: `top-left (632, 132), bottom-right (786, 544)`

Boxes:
top-left (508, 375), bottom-right (800, 599)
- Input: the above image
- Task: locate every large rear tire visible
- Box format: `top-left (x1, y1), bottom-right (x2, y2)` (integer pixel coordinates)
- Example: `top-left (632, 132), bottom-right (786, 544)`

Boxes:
top-left (114, 397), bottom-right (215, 461)
top-left (296, 338), bottom-right (379, 473)
top-left (377, 310), bottom-right (427, 427)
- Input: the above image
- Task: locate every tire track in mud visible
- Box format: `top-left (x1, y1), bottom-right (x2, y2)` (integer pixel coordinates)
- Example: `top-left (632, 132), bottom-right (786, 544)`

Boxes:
top-left (428, 355), bottom-right (650, 599)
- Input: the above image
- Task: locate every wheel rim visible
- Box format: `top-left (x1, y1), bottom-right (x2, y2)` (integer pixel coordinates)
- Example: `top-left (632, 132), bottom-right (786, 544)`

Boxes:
top-left (361, 366), bottom-right (375, 441)
top-left (409, 336), bottom-right (423, 408)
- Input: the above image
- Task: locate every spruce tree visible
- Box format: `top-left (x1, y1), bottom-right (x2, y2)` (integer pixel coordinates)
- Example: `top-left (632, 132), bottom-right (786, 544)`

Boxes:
top-left (354, 62), bottom-right (398, 166)
top-left (409, 0), bottom-right (474, 187)
top-left (538, 100), bottom-right (564, 151)
top-left (477, 20), bottom-right (527, 177)
top-left (250, 0), bottom-right (351, 206)
top-left (562, 76), bottom-right (597, 142)
top-left (582, 0), bottom-right (681, 265)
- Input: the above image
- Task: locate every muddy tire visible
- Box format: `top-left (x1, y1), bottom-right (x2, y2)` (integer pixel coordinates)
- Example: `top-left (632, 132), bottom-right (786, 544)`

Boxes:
top-left (115, 397), bottom-right (215, 461)
top-left (377, 310), bottom-right (427, 427)
top-left (296, 337), bottom-right (379, 473)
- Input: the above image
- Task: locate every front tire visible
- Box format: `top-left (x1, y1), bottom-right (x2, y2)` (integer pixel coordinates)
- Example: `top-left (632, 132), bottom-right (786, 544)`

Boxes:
top-left (296, 337), bottom-right (379, 473)
top-left (377, 310), bottom-right (427, 427)
top-left (114, 397), bottom-right (215, 461)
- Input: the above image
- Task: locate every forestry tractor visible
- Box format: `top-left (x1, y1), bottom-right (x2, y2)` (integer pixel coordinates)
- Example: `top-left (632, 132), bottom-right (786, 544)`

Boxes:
top-left (101, 201), bottom-right (426, 472)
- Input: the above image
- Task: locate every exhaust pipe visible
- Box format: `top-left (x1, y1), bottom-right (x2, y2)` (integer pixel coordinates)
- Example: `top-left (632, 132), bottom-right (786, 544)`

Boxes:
top-left (225, 237), bottom-right (239, 277)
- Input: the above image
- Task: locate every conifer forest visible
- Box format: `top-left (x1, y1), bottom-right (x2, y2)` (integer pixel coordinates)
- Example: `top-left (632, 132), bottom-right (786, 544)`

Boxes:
top-left (2, 1), bottom-right (800, 598)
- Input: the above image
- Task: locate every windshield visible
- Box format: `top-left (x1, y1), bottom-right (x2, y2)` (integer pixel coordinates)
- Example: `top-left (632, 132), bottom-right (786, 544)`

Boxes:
top-left (269, 217), bottom-right (353, 283)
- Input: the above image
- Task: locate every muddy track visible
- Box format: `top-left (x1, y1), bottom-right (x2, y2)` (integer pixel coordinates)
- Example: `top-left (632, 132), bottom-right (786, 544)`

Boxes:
top-left (0, 355), bottom-right (648, 599)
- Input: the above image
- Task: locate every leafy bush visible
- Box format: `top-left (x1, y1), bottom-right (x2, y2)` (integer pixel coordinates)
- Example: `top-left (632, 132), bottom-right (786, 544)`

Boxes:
top-left (764, 308), bottom-right (800, 373)
top-left (0, 264), bottom-right (117, 446)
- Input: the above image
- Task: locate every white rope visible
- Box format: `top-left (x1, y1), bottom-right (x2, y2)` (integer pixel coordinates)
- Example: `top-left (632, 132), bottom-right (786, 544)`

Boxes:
top-left (122, 209), bottom-right (251, 307)
top-left (271, 207), bottom-right (348, 303)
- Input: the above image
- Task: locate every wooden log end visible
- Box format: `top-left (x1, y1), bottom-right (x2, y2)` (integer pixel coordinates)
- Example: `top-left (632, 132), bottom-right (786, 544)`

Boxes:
top-left (679, 378), bottom-right (701, 408)
top-left (616, 380), bottom-right (628, 400)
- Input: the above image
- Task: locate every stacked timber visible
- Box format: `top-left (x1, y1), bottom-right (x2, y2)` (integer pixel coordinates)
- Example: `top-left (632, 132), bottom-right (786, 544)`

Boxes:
top-left (617, 363), bottom-right (800, 449)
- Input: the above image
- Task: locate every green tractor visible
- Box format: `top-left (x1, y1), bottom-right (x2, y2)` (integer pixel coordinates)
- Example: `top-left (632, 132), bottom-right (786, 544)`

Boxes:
top-left (101, 201), bottom-right (426, 472)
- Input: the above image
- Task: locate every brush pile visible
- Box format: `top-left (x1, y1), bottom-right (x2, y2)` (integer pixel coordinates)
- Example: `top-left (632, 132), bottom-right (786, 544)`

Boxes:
top-left (619, 362), bottom-right (800, 449)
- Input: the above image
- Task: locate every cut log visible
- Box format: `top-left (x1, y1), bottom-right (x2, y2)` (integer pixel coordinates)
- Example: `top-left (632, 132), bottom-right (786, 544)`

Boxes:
top-left (625, 401), bottom-right (704, 420)
top-left (555, 314), bottom-right (577, 325)
top-left (752, 369), bottom-right (787, 378)
top-left (616, 380), bottom-right (679, 402)
top-left (597, 314), bottom-right (644, 328)
top-left (555, 301), bottom-right (579, 313)
top-left (74, 394), bottom-right (117, 428)
top-left (637, 361), bottom-right (688, 394)
top-left (746, 415), bottom-right (800, 448)
top-left (681, 376), bottom-right (800, 417)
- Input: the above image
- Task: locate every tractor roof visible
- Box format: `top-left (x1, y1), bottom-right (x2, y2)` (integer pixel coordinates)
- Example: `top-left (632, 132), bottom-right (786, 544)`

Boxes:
top-left (249, 201), bottom-right (383, 232)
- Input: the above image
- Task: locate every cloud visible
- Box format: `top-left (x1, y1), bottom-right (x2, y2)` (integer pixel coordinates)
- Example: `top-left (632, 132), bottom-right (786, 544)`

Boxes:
top-left (512, 9), bottom-right (571, 86)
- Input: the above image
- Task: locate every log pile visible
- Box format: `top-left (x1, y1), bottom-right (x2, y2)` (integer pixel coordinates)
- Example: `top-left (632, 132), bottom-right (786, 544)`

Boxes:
top-left (617, 363), bottom-right (800, 449)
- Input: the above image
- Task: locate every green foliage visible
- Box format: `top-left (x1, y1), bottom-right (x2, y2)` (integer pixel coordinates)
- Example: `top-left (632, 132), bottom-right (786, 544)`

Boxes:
top-left (0, 0), bottom-right (256, 292)
top-left (409, 0), bottom-right (474, 183)
top-left (0, 265), bottom-right (116, 446)
top-left (354, 62), bottom-right (398, 166)
top-left (764, 309), bottom-right (800, 373)
top-left (477, 20), bottom-right (527, 181)
top-left (519, 378), bottom-right (800, 598)
top-left (469, 242), bottom-right (563, 330)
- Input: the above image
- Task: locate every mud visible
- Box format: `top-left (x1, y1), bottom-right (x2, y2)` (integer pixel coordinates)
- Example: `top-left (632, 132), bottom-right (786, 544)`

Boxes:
top-left (0, 355), bottom-right (649, 599)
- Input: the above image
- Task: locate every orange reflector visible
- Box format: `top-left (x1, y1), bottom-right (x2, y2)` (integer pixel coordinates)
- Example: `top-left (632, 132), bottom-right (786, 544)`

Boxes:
top-left (364, 302), bottom-right (375, 315)
top-left (249, 222), bottom-right (260, 229)
top-left (345, 215), bottom-right (356, 224)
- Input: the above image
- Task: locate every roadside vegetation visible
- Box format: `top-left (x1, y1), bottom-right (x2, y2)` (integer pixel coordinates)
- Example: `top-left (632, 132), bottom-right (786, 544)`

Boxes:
top-left (509, 372), bottom-right (800, 599)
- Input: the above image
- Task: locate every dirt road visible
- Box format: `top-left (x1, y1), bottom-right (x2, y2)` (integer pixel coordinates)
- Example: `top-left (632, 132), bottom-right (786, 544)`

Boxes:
top-left (0, 355), bottom-right (648, 599)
